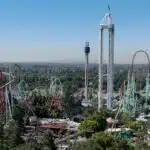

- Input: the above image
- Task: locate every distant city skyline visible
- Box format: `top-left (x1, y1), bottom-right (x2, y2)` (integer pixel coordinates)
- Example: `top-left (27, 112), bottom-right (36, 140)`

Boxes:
top-left (0, 0), bottom-right (150, 63)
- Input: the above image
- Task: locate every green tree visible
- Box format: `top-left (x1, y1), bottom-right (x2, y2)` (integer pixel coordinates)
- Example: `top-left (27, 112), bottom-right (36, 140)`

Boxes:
top-left (83, 107), bottom-right (95, 118)
top-left (4, 120), bottom-right (24, 148)
top-left (117, 139), bottom-right (134, 150)
top-left (71, 132), bottom-right (131, 150)
top-left (40, 130), bottom-right (56, 150)
top-left (12, 102), bottom-right (25, 129)
top-left (79, 120), bottom-right (97, 131)
top-left (92, 132), bottom-right (116, 149)
top-left (0, 122), bottom-right (5, 149)
top-left (135, 139), bottom-right (150, 150)
top-left (144, 107), bottom-right (150, 115)
top-left (125, 121), bottom-right (144, 131)
top-left (79, 109), bottom-right (114, 132)
top-left (70, 139), bottom-right (99, 150)
top-left (10, 143), bottom-right (41, 150)
top-left (122, 112), bottom-right (131, 124)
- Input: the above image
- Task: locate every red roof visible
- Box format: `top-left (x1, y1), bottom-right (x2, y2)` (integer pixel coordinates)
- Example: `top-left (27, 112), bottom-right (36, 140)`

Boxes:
top-left (40, 123), bottom-right (67, 129)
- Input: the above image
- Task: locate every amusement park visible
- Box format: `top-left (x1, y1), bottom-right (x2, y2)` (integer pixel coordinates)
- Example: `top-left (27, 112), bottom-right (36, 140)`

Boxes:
top-left (0, 3), bottom-right (150, 150)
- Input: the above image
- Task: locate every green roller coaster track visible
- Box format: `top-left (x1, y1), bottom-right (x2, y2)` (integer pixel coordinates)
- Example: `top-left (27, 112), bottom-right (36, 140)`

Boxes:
top-left (121, 71), bottom-right (136, 116)
top-left (121, 50), bottom-right (150, 116)
top-left (18, 79), bottom-right (26, 100)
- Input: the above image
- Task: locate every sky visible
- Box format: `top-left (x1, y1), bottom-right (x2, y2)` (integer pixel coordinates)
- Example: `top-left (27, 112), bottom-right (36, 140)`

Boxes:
top-left (0, 0), bottom-right (150, 63)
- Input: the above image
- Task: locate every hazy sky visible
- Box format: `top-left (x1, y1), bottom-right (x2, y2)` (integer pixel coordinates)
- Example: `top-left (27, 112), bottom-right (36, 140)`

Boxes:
top-left (0, 0), bottom-right (150, 63)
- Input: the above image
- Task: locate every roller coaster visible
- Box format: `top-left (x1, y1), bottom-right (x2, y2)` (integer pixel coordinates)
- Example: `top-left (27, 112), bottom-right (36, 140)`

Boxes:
top-left (0, 64), bottom-right (64, 126)
top-left (120, 50), bottom-right (150, 116)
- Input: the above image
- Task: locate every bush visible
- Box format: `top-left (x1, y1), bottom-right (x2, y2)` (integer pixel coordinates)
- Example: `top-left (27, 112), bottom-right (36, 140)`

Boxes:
top-left (92, 132), bottom-right (115, 149)
top-left (79, 109), bottom-right (113, 132)
top-left (125, 121), bottom-right (144, 131)
top-left (70, 132), bottom-right (133, 150)
top-left (79, 120), bottom-right (97, 131)
top-left (4, 120), bottom-right (24, 148)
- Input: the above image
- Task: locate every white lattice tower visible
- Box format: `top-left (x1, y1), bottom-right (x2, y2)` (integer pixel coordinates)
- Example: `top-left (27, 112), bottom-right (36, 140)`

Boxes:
top-left (48, 76), bottom-right (63, 97)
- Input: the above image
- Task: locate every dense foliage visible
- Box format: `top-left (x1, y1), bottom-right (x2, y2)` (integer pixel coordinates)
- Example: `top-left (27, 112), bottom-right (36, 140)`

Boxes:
top-left (79, 109), bottom-right (115, 132)
top-left (70, 132), bottom-right (134, 150)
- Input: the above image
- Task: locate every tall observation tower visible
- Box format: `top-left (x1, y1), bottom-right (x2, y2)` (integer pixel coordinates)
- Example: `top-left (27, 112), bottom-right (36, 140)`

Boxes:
top-left (98, 7), bottom-right (115, 111)
top-left (84, 42), bottom-right (90, 104)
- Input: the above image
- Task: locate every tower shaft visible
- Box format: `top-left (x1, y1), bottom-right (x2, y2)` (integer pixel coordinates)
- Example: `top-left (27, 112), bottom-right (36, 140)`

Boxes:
top-left (84, 42), bottom-right (90, 105)
top-left (85, 53), bottom-right (88, 103)
top-left (107, 25), bottom-right (114, 109)
top-left (98, 28), bottom-right (103, 111)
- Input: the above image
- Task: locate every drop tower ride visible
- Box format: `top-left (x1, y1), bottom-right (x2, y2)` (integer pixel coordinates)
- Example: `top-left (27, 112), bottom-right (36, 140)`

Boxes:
top-left (98, 7), bottom-right (115, 111)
